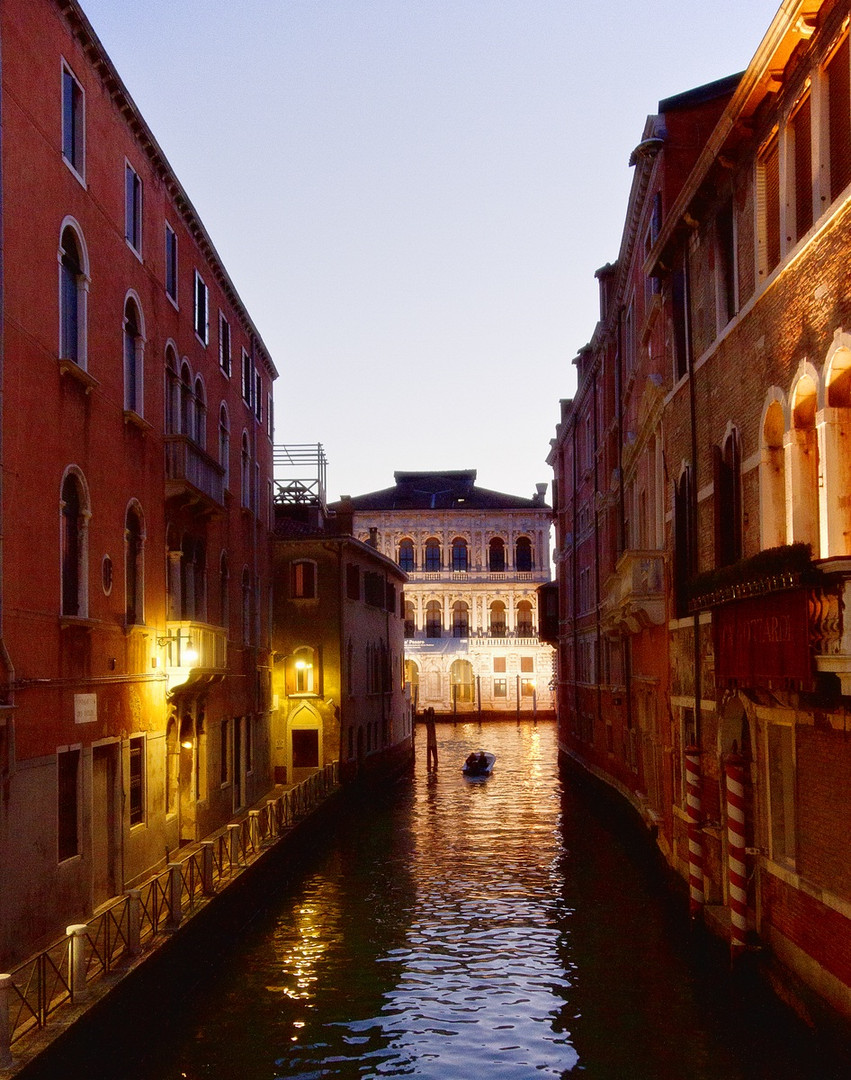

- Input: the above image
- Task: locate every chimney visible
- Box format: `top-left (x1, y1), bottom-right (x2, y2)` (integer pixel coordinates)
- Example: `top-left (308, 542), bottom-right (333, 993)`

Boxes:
top-left (335, 495), bottom-right (354, 536)
top-left (533, 482), bottom-right (548, 506)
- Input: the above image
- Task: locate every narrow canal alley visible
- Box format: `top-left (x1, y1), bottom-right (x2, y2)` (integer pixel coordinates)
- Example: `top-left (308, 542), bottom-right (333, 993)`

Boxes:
top-left (20, 721), bottom-right (851, 1079)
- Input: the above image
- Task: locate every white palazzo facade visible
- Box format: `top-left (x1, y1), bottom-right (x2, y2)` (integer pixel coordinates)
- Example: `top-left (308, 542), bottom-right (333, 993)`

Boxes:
top-left (337, 471), bottom-right (555, 717)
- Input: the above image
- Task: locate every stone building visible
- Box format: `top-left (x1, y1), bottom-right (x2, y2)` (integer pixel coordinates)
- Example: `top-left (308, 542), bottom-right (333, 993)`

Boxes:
top-left (550, 0), bottom-right (851, 1024)
top-left (334, 471), bottom-right (555, 718)
top-left (271, 447), bottom-right (413, 786)
top-left (0, 0), bottom-right (276, 965)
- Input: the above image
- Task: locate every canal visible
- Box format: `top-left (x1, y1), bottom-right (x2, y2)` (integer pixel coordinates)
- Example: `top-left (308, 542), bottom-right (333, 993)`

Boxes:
top-left (23, 720), bottom-right (851, 1079)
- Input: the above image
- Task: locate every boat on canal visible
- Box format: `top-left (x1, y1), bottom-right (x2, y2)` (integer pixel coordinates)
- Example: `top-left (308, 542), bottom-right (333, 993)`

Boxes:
top-left (462, 751), bottom-right (495, 777)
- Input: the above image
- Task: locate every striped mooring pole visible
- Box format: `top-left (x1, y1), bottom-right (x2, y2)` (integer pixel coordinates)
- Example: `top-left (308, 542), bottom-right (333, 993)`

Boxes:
top-left (725, 752), bottom-right (748, 959)
top-left (685, 745), bottom-right (704, 920)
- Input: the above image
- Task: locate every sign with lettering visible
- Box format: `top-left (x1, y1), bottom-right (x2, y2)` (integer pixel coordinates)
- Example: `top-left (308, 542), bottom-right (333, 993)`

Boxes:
top-left (74, 692), bottom-right (97, 724)
top-left (715, 590), bottom-right (812, 690)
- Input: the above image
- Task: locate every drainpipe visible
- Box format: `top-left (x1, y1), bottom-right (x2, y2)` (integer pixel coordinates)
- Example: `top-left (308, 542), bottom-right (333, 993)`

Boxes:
top-left (0, 20), bottom-right (14, 709)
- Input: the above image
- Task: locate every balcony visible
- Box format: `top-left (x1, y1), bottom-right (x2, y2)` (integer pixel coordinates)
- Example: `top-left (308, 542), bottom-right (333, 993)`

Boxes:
top-left (404, 567), bottom-right (549, 585)
top-left (164, 435), bottom-right (225, 513)
top-left (161, 620), bottom-right (227, 696)
top-left (603, 550), bottom-right (665, 635)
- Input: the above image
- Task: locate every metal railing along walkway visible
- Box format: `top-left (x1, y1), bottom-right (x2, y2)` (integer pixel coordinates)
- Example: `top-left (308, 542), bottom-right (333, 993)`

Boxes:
top-left (0, 764), bottom-right (339, 1070)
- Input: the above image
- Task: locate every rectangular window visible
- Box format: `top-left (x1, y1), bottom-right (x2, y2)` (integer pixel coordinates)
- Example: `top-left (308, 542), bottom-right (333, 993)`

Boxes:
top-left (125, 163), bottom-right (142, 254)
top-left (58, 748), bottom-right (80, 861)
top-left (520, 656), bottom-right (534, 673)
top-left (165, 223), bottom-right (178, 302)
top-left (129, 737), bottom-right (145, 826)
top-left (521, 677), bottom-right (535, 697)
top-left (194, 271), bottom-right (209, 344)
top-left (267, 393), bottom-right (274, 438)
top-left (827, 36), bottom-right (851, 202)
top-left (758, 135), bottom-right (781, 278)
top-left (716, 197), bottom-right (736, 325)
top-left (346, 564), bottom-right (360, 600)
top-left (219, 312), bottom-right (232, 375)
top-left (292, 561), bottom-right (317, 599)
top-left (62, 63), bottom-right (85, 179)
top-left (493, 656), bottom-right (506, 673)
top-left (493, 678), bottom-right (507, 698)
top-left (242, 349), bottom-right (252, 405)
top-left (254, 369), bottom-right (263, 421)
top-left (790, 95), bottom-right (813, 242)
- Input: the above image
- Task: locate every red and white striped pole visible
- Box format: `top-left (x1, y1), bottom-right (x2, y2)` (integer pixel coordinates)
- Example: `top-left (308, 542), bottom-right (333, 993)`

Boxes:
top-left (725, 752), bottom-right (748, 960)
top-left (685, 745), bottom-right (703, 920)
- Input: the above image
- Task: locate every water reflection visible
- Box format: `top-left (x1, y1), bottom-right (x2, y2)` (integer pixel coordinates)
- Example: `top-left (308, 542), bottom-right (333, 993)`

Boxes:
top-left (22, 720), bottom-right (851, 1080)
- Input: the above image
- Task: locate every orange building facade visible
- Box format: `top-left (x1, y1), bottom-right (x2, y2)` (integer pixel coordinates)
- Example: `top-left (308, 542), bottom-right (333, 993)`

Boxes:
top-left (0, 0), bottom-right (276, 964)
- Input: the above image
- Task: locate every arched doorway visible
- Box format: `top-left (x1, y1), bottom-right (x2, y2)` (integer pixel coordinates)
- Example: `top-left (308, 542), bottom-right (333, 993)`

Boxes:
top-left (450, 658), bottom-right (474, 707)
top-left (405, 659), bottom-right (420, 712)
top-left (290, 702), bottom-right (322, 783)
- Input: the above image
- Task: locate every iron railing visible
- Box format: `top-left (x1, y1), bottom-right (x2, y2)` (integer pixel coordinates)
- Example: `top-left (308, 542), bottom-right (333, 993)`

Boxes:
top-left (1, 763), bottom-right (339, 1055)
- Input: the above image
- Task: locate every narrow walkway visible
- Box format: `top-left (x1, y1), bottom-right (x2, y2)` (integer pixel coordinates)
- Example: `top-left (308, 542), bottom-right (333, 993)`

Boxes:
top-left (0, 765), bottom-right (339, 1077)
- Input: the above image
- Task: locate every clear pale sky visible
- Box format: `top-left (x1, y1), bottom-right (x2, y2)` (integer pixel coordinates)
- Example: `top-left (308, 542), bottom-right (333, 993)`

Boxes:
top-left (79, 0), bottom-right (779, 503)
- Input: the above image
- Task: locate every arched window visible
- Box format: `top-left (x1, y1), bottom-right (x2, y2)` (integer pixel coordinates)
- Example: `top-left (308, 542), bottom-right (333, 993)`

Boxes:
top-left (59, 224), bottom-right (87, 366)
top-left (219, 551), bottom-right (230, 629)
top-left (218, 403), bottom-right (230, 482)
top-left (788, 372), bottom-right (820, 554)
top-left (489, 537), bottom-right (506, 572)
top-left (516, 600), bottom-right (533, 636)
top-left (180, 361), bottom-right (193, 436)
top-left (490, 600), bottom-right (506, 637)
top-left (404, 600), bottom-right (416, 638)
top-left (674, 467), bottom-right (694, 618)
top-left (292, 646), bottom-right (316, 694)
top-left (759, 396), bottom-right (787, 550)
top-left (193, 375), bottom-right (206, 448)
top-left (61, 470), bottom-right (89, 617)
top-left (515, 536), bottom-right (533, 571)
top-left (123, 295), bottom-right (144, 414)
top-left (424, 538), bottom-right (441, 572)
top-left (451, 537), bottom-right (468, 572)
top-left (125, 503), bottom-right (144, 625)
top-left (452, 600), bottom-right (469, 638)
top-left (714, 429), bottom-right (741, 568)
top-left (398, 538), bottom-right (415, 572)
top-left (164, 345), bottom-right (179, 434)
top-left (241, 432), bottom-right (251, 510)
top-left (824, 342), bottom-right (851, 556)
top-left (425, 600), bottom-right (442, 638)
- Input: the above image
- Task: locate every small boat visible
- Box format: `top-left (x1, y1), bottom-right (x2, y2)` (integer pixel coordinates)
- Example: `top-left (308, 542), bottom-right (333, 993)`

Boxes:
top-left (462, 751), bottom-right (495, 777)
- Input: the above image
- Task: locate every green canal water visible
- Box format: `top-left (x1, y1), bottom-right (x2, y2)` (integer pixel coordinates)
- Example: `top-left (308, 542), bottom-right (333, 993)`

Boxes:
top-left (24, 720), bottom-right (851, 1079)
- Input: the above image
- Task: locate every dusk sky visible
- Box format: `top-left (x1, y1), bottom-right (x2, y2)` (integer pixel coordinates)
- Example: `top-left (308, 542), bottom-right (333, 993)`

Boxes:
top-left (80, 0), bottom-right (779, 503)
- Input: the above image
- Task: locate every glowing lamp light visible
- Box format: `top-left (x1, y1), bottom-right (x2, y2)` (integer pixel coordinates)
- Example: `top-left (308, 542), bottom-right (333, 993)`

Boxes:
top-left (181, 739), bottom-right (194, 750)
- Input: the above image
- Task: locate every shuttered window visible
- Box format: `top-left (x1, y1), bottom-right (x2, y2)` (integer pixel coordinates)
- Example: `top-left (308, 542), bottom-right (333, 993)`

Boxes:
top-left (791, 95), bottom-right (813, 241)
top-left (827, 36), bottom-right (851, 202)
top-left (758, 136), bottom-right (781, 276)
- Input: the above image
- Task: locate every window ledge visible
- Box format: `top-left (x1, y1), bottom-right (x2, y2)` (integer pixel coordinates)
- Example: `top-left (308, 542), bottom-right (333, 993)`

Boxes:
top-left (123, 409), bottom-right (153, 433)
top-left (60, 615), bottom-right (98, 630)
top-left (59, 358), bottom-right (99, 393)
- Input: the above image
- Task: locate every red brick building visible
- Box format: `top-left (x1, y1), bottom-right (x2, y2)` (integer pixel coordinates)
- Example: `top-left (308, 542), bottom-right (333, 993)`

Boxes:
top-left (551, 0), bottom-right (851, 1022)
top-left (0, 0), bottom-right (276, 964)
